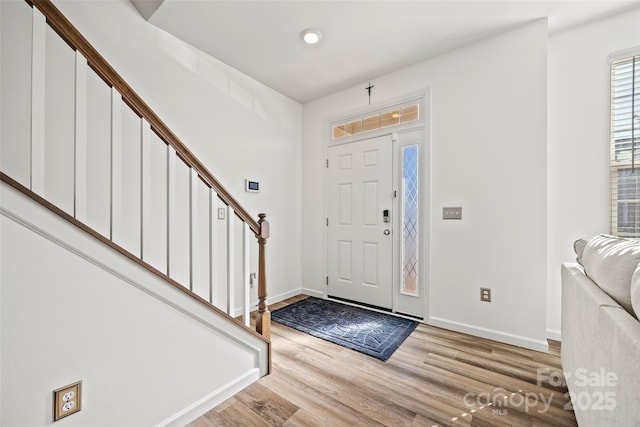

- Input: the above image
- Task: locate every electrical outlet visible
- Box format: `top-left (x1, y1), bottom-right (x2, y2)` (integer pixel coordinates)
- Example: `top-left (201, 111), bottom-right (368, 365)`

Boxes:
top-left (250, 273), bottom-right (257, 288)
top-left (443, 207), bottom-right (462, 220)
top-left (480, 287), bottom-right (491, 302)
top-left (53, 381), bottom-right (82, 421)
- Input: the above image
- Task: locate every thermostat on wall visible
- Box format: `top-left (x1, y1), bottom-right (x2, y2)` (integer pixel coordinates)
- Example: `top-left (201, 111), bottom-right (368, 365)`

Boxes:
top-left (245, 179), bottom-right (260, 193)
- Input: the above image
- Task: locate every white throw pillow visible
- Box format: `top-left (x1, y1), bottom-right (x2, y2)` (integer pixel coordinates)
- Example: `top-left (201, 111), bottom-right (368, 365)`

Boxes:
top-left (582, 234), bottom-right (640, 315)
top-left (573, 237), bottom-right (591, 266)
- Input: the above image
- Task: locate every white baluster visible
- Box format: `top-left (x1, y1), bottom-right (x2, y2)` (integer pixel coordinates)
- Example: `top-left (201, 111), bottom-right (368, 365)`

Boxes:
top-left (167, 145), bottom-right (177, 277)
top-left (110, 87), bottom-right (122, 241)
top-left (74, 51), bottom-right (88, 222)
top-left (30, 7), bottom-right (46, 195)
top-left (209, 188), bottom-right (218, 305)
top-left (243, 222), bottom-right (250, 327)
top-left (227, 205), bottom-right (235, 316)
top-left (189, 168), bottom-right (198, 292)
top-left (140, 121), bottom-right (152, 262)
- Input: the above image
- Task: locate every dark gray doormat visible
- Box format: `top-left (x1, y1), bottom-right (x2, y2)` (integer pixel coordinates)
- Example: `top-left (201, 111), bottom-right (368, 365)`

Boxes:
top-left (271, 297), bottom-right (418, 361)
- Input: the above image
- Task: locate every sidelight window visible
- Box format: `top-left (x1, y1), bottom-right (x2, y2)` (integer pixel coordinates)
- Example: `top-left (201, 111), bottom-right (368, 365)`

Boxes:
top-left (401, 145), bottom-right (419, 296)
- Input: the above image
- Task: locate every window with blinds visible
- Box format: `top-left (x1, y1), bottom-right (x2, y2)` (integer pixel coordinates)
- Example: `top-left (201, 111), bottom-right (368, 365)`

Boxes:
top-left (611, 53), bottom-right (640, 237)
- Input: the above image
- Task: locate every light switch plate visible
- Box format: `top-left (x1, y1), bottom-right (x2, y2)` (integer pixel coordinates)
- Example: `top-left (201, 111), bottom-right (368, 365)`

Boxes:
top-left (443, 207), bottom-right (462, 220)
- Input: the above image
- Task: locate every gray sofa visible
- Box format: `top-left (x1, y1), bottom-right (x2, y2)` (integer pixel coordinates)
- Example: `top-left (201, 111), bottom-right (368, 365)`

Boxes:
top-left (561, 234), bottom-right (640, 426)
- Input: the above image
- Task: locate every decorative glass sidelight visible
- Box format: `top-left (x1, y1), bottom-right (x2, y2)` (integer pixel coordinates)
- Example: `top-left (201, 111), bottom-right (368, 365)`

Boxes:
top-left (401, 145), bottom-right (419, 295)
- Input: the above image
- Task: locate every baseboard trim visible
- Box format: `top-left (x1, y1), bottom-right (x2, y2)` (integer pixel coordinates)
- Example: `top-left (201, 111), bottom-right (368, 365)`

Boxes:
top-left (429, 316), bottom-right (549, 352)
top-left (546, 328), bottom-right (561, 341)
top-left (155, 368), bottom-right (260, 427)
top-left (232, 288), bottom-right (311, 318)
top-left (300, 287), bottom-right (324, 299)
top-left (269, 288), bottom-right (307, 305)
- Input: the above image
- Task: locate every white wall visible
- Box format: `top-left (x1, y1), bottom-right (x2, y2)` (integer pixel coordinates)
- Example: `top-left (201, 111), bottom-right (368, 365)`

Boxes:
top-left (303, 20), bottom-right (549, 350)
top-left (547, 7), bottom-right (640, 339)
top-left (0, 182), bottom-right (268, 426)
top-left (52, 0), bottom-right (303, 305)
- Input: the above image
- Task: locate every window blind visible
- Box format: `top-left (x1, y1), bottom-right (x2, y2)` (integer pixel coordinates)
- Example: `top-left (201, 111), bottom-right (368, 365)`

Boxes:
top-left (611, 53), bottom-right (640, 237)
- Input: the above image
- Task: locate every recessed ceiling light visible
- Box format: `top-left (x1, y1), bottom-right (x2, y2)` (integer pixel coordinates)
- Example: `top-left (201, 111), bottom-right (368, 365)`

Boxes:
top-left (301, 29), bottom-right (322, 45)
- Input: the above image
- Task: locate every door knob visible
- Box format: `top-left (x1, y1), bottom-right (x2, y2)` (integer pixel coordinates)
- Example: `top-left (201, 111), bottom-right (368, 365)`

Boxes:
top-left (383, 229), bottom-right (390, 235)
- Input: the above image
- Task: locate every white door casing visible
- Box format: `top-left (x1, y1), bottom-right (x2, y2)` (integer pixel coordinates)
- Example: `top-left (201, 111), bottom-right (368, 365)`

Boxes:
top-left (327, 135), bottom-right (393, 309)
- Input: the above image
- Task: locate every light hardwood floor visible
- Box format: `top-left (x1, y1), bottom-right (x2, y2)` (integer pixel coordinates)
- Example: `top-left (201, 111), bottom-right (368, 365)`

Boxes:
top-left (189, 295), bottom-right (577, 426)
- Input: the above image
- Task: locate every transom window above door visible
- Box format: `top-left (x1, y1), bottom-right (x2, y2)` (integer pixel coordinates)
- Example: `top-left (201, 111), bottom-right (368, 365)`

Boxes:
top-left (331, 101), bottom-right (421, 141)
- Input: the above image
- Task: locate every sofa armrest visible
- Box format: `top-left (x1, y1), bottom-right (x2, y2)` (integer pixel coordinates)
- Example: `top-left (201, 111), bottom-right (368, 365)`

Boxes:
top-left (561, 263), bottom-right (640, 426)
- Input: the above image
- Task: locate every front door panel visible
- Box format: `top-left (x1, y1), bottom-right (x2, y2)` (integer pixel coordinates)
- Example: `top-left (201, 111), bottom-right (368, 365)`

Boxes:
top-left (328, 135), bottom-right (393, 309)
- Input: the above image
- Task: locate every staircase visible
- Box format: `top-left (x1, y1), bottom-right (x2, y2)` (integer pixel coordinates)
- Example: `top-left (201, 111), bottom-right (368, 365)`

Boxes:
top-left (1, 0), bottom-right (271, 425)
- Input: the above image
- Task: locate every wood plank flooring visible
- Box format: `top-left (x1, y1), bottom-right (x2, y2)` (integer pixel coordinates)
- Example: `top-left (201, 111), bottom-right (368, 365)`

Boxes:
top-left (189, 295), bottom-right (577, 426)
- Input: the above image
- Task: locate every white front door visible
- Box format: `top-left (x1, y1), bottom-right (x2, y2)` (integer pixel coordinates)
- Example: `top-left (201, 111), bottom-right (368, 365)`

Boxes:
top-left (327, 135), bottom-right (393, 309)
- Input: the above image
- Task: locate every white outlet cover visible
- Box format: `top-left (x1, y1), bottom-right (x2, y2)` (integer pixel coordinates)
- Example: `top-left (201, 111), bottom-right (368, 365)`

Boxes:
top-left (53, 380), bottom-right (82, 421)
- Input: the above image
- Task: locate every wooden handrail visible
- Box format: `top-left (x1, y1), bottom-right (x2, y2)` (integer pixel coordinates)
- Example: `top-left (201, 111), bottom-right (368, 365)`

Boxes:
top-left (27, 0), bottom-right (259, 235)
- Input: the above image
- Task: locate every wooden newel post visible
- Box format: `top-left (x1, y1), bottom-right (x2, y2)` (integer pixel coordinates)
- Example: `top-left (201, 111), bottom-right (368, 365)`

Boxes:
top-left (255, 213), bottom-right (271, 340)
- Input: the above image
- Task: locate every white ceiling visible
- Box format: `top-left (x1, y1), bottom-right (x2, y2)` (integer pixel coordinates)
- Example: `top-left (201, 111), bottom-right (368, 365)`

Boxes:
top-left (139, 0), bottom-right (640, 103)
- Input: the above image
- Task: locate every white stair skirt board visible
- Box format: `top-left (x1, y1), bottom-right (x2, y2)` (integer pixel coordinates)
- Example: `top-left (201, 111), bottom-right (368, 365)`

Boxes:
top-left (154, 368), bottom-right (260, 427)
